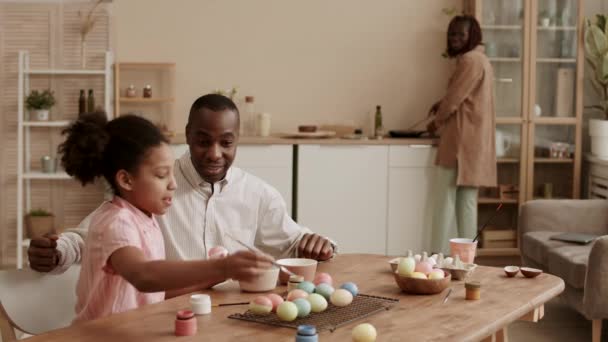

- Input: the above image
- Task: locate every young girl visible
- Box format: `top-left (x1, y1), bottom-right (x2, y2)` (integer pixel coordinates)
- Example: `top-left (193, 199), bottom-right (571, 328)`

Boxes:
top-left (59, 112), bottom-right (274, 322)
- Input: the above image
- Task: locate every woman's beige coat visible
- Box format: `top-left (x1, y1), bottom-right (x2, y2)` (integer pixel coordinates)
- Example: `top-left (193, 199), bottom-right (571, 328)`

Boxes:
top-left (434, 45), bottom-right (497, 187)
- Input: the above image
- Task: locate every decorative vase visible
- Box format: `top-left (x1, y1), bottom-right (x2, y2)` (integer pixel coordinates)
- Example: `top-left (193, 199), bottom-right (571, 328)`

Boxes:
top-left (590, 119), bottom-right (608, 159)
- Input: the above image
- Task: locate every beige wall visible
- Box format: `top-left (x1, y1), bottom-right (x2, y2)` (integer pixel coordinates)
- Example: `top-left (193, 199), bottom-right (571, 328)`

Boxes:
top-left (113, 0), bottom-right (460, 135)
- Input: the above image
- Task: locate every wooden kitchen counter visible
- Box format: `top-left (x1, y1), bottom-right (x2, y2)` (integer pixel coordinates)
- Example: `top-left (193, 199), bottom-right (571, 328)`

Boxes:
top-left (169, 133), bottom-right (437, 146)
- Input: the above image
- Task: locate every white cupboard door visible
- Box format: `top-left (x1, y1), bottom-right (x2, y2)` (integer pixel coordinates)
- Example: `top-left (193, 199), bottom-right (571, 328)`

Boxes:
top-left (233, 145), bottom-right (293, 214)
top-left (387, 146), bottom-right (436, 255)
top-left (297, 145), bottom-right (388, 254)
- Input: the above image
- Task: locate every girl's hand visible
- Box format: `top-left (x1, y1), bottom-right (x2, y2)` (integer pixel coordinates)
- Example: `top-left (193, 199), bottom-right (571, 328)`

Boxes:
top-left (222, 250), bottom-right (275, 282)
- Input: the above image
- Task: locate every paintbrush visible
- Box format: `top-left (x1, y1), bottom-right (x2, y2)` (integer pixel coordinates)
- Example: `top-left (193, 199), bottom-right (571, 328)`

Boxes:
top-left (223, 231), bottom-right (296, 277)
top-left (472, 203), bottom-right (503, 243)
top-left (212, 302), bottom-right (249, 307)
top-left (442, 288), bottom-right (453, 304)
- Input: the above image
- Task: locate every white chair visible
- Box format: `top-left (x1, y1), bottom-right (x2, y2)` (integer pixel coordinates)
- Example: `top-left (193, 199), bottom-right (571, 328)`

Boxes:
top-left (0, 266), bottom-right (80, 341)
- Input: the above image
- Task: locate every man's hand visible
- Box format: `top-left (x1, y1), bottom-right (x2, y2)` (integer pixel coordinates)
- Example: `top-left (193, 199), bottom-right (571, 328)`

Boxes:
top-left (28, 234), bottom-right (61, 272)
top-left (298, 234), bottom-right (333, 261)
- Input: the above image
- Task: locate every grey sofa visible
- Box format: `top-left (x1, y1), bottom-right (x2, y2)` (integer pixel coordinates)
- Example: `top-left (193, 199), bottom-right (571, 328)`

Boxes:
top-left (519, 199), bottom-right (608, 342)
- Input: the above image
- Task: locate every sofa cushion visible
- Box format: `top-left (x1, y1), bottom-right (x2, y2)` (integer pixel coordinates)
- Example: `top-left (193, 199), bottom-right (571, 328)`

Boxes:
top-left (547, 244), bottom-right (592, 290)
top-left (522, 231), bottom-right (571, 265)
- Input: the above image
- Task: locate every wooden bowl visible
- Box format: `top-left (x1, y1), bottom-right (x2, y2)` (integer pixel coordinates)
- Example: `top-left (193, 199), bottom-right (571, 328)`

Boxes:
top-left (393, 270), bottom-right (451, 295)
top-left (504, 266), bottom-right (520, 278)
top-left (442, 263), bottom-right (477, 281)
top-left (520, 267), bottom-right (542, 278)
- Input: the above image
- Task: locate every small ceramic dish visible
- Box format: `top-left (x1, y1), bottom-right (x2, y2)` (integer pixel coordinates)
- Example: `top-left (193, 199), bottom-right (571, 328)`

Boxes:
top-left (520, 267), bottom-right (543, 278)
top-left (441, 263), bottom-right (477, 281)
top-left (504, 266), bottom-right (520, 278)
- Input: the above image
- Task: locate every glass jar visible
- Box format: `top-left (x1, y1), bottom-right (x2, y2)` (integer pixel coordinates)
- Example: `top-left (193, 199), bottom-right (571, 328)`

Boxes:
top-left (126, 84), bottom-right (136, 98)
top-left (465, 281), bottom-right (481, 300)
top-left (143, 85), bottom-right (152, 98)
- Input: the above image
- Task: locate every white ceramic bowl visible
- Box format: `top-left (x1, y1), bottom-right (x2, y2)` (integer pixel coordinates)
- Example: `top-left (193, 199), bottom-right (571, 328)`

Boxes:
top-left (276, 258), bottom-right (318, 284)
top-left (239, 266), bottom-right (280, 292)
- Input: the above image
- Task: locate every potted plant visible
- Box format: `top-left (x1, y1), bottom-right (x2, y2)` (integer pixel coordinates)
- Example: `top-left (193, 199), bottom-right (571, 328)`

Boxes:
top-left (26, 90), bottom-right (55, 121)
top-left (585, 15), bottom-right (608, 159)
top-left (25, 208), bottom-right (55, 239)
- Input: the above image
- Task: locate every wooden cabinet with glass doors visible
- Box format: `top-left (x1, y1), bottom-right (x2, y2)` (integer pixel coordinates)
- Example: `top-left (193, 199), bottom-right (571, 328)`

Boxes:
top-left (465, 0), bottom-right (583, 257)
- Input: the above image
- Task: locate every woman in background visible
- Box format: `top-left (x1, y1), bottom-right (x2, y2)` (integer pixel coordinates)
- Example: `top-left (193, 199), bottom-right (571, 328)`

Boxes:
top-left (427, 15), bottom-right (497, 254)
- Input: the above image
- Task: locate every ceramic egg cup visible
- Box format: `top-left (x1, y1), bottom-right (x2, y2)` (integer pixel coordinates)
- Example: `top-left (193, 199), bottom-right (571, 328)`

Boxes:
top-left (441, 263), bottom-right (477, 281)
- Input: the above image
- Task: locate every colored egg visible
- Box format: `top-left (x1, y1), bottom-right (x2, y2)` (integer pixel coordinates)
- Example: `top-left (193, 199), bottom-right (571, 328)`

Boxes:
top-left (297, 281), bottom-right (316, 294)
top-left (352, 323), bottom-right (377, 342)
top-left (314, 283), bottom-right (335, 299)
top-left (287, 289), bottom-right (309, 301)
top-left (276, 301), bottom-right (298, 321)
top-left (208, 246), bottom-right (228, 259)
top-left (330, 289), bottom-right (353, 307)
top-left (340, 282), bottom-right (359, 297)
top-left (410, 272), bottom-right (427, 279)
top-left (306, 293), bottom-right (328, 313)
top-left (249, 296), bottom-right (272, 315)
top-left (266, 293), bottom-right (284, 312)
top-left (313, 272), bottom-right (333, 286)
top-left (292, 298), bottom-right (311, 318)
top-left (428, 270), bottom-right (445, 280)
top-left (415, 261), bottom-right (433, 275)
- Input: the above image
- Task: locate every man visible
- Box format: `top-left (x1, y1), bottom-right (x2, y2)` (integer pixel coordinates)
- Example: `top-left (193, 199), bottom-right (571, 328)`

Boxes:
top-left (28, 94), bottom-right (335, 275)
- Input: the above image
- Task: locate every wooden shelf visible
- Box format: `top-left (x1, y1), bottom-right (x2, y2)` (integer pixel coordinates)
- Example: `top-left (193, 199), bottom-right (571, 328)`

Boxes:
top-left (498, 158), bottom-right (519, 163)
top-left (489, 57), bottom-right (522, 63)
top-left (496, 117), bottom-right (523, 124)
top-left (26, 69), bottom-right (106, 75)
top-left (23, 120), bottom-right (71, 127)
top-left (534, 158), bottom-right (574, 164)
top-left (477, 247), bottom-right (520, 257)
top-left (537, 58), bottom-right (576, 63)
top-left (116, 62), bottom-right (175, 69)
top-left (537, 26), bottom-right (576, 31)
top-left (119, 97), bottom-right (175, 103)
top-left (482, 25), bottom-right (522, 30)
top-left (478, 197), bottom-right (518, 204)
top-left (532, 117), bottom-right (577, 125)
top-left (23, 172), bottom-right (70, 180)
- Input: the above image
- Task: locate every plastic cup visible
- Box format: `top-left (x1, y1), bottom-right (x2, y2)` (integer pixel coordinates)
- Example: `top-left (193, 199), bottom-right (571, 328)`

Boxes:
top-left (450, 238), bottom-right (478, 264)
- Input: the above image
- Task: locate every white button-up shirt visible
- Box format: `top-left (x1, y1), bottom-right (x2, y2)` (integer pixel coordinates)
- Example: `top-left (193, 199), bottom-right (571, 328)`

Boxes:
top-left (159, 151), bottom-right (311, 260)
top-left (54, 151), bottom-right (315, 272)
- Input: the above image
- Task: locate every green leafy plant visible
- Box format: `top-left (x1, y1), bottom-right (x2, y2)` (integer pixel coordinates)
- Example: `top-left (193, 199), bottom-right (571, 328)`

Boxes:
top-left (213, 86), bottom-right (238, 100)
top-left (27, 208), bottom-right (52, 217)
top-left (584, 14), bottom-right (608, 119)
top-left (25, 90), bottom-right (55, 110)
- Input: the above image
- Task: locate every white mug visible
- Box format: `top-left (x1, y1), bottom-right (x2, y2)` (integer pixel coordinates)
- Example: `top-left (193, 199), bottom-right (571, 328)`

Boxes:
top-left (495, 131), bottom-right (511, 157)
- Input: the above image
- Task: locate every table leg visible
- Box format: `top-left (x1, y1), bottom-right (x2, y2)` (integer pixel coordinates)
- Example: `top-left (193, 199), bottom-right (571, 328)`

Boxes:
top-left (495, 328), bottom-right (508, 342)
top-left (518, 305), bottom-right (545, 323)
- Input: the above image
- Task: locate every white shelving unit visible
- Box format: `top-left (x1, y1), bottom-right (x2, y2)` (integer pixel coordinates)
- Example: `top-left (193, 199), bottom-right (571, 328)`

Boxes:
top-left (16, 50), bottom-right (113, 268)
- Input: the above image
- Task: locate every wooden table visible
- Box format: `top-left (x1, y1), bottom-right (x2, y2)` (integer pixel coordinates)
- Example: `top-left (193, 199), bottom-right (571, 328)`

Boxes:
top-left (28, 254), bottom-right (564, 341)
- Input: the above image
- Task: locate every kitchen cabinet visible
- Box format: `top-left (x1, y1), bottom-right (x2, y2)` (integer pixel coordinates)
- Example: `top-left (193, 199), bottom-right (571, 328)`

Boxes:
top-left (387, 145), bottom-right (436, 255)
top-left (297, 145), bottom-right (389, 254)
top-left (467, 0), bottom-right (583, 257)
top-left (170, 144), bottom-right (293, 214)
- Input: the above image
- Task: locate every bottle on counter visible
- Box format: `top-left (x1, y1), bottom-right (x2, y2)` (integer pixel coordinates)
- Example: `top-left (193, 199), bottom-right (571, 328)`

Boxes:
top-left (243, 96), bottom-right (255, 136)
top-left (87, 89), bottom-right (95, 112)
top-left (374, 105), bottom-right (384, 138)
top-left (78, 89), bottom-right (86, 115)
top-left (126, 84), bottom-right (136, 98)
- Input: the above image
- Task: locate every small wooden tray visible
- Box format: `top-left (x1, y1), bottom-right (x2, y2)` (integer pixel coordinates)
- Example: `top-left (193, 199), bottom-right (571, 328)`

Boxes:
top-left (228, 294), bottom-right (398, 332)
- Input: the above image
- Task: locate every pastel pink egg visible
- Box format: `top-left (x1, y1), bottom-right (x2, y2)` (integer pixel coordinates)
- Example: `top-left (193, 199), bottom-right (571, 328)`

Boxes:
top-left (208, 246), bottom-right (228, 259)
top-left (313, 272), bottom-right (333, 286)
top-left (249, 296), bottom-right (272, 315)
top-left (266, 293), bottom-right (284, 312)
top-left (415, 261), bottom-right (433, 275)
top-left (287, 289), bottom-right (309, 301)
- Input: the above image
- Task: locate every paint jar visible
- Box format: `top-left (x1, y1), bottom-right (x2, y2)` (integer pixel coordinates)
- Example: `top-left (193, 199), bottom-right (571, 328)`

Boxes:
top-left (190, 294), bottom-right (211, 315)
top-left (174, 310), bottom-right (197, 336)
top-left (465, 281), bottom-right (481, 300)
top-left (295, 325), bottom-right (318, 342)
